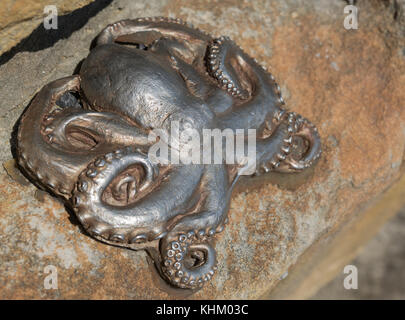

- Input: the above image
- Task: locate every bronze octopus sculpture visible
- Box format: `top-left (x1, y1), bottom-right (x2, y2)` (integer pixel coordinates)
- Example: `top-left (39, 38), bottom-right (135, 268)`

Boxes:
top-left (16, 17), bottom-right (321, 290)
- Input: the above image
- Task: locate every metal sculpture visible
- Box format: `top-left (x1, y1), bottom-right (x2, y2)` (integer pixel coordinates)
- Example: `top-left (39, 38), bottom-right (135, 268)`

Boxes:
top-left (16, 17), bottom-right (321, 290)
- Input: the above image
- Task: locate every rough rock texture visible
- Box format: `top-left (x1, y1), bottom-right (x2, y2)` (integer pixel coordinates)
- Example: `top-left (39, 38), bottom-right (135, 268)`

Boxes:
top-left (0, 0), bottom-right (95, 55)
top-left (313, 208), bottom-right (405, 300)
top-left (267, 170), bottom-right (405, 299)
top-left (0, 0), bottom-right (404, 299)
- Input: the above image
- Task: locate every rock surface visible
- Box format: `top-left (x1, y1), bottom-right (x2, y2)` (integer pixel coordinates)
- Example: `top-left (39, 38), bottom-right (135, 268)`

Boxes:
top-left (0, 0), bottom-right (404, 299)
top-left (313, 207), bottom-right (405, 300)
top-left (0, 0), bottom-right (95, 55)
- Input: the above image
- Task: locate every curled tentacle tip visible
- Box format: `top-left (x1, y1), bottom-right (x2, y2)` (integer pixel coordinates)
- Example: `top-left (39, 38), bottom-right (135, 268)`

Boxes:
top-left (160, 232), bottom-right (217, 289)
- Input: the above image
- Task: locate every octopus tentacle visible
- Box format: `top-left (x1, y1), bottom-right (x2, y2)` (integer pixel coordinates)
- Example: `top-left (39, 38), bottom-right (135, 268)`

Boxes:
top-left (17, 76), bottom-right (90, 197)
top-left (208, 37), bottom-right (285, 133)
top-left (253, 122), bottom-right (292, 174)
top-left (206, 36), bottom-right (250, 100)
top-left (207, 36), bottom-right (283, 102)
top-left (204, 36), bottom-right (321, 173)
top-left (42, 109), bottom-right (151, 149)
top-left (17, 76), bottom-right (153, 198)
top-left (159, 165), bottom-right (229, 289)
top-left (277, 113), bottom-right (322, 172)
top-left (171, 166), bottom-right (229, 233)
top-left (252, 113), bottom-right (321, 174)
top-left (206, 36), bottom-right (321, 172)
top-left (160, 232), bottom-right (217, 289)
top-left (72, 147), bottom-right (205, 245)
top-left (149, 36), bottom-right (215, 99)
top-left (240, 112), bottom-right (320, 175)
top-left (96, 17), bottom-right (210, 50)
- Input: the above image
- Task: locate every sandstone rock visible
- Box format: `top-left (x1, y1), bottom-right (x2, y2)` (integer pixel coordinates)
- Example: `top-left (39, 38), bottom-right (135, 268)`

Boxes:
top-left (0, 0), bottom-right (95, 55)
top-left (0, 0), bottom-right (404, 299)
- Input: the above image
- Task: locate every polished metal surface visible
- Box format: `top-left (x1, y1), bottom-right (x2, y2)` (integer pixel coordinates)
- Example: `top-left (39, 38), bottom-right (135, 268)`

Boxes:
top-left (16, 17), bottom-right (321, 290)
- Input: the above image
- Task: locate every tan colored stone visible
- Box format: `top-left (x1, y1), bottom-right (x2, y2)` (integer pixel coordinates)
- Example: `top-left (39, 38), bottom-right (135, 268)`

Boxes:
top-left (0, 0), bottom-right (94, 54)
top-left (266, 169), bottom-right (405, 299)
top-left (0, 0), bottom-right (404, 299)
